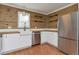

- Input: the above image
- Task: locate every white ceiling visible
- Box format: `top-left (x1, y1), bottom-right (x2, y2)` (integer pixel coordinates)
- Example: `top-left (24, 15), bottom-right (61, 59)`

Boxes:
top-left (2, 3), bottom-right (74, 15)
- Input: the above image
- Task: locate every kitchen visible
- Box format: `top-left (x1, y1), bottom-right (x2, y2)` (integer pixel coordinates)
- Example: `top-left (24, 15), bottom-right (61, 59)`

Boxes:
top-left (0, 3), bottom-right (79, 55)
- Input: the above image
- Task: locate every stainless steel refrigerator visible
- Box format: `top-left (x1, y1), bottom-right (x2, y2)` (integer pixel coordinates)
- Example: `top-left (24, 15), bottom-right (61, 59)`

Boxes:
top-left (58, 11), bottom-right (79, 55)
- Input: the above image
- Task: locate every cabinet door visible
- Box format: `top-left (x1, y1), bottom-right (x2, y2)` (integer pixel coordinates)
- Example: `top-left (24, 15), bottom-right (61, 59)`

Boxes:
top-left (2, 34), bottom-right (20, 52)
top-left (20, 34), bottom-right (32, 47)
top-left (41, 32), bottom-right (58, 47)
top-left (41, 32), bottom-right (48, 44)
top-left (47, 32), bottom-right (58, 47)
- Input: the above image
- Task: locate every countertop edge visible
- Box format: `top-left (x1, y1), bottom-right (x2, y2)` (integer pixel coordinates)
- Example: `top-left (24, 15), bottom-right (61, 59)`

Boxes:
top-left (30, 29), bottom-right (58, 32)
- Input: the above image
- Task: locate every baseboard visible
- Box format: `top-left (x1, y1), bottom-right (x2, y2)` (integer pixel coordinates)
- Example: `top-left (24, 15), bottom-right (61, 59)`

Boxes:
top-left (45, 42), bottom-right (58, 49)
top-left (41, 42), bottom-right (58, 48)
top-left (41, 42), bottom-right (47, 45)
top-left (1, 46), bottom-right (32, 55)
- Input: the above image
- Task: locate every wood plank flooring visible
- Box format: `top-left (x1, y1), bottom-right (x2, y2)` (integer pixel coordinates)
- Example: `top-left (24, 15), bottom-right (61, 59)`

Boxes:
top-left (7, 44), bottom-right (64, 55)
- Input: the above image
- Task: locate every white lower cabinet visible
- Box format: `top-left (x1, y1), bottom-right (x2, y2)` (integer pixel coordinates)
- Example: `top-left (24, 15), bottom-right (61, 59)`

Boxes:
top-left (2, 33), bottom-right (32, 53)
top-left (2, 34), bottom-right (20, 52)
top-left (19, 34), bottom-right (32, 48)
top-left (47, 32), bottom-right (58, 47)
top-left (41, 32), bottom-right (58, 47)
top-left (41, 32), bottom-right (48, 44)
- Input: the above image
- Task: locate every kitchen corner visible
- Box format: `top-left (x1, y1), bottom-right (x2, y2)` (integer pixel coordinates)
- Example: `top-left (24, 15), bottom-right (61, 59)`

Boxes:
top-left (0, 3), bottom-right (78, 55)
top-left (30, 28), bottom-right (58, 47)
top-left (0, 28), bottom-right (58, 54)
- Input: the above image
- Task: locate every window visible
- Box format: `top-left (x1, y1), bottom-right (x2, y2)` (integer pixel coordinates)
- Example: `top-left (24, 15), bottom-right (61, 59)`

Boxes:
top-left (18, 12), bottom-right (30, 29)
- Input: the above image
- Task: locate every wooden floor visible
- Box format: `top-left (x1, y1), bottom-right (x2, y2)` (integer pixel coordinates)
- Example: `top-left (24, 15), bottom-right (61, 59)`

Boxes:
top-left (7, 44), bottom-right (64, 55)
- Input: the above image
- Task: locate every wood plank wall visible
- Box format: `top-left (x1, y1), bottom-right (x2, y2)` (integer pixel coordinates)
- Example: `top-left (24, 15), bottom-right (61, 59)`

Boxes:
top-left (30, 13), bottom-right (47, 29)
top-left (49, 4), bottom-right (78, 16)
top-left (47, 4), bottom-right (78, 28)
top-left (0, 4), bottom-right (78, 29)
top-left (0, 4), bottom-right (47, 29)
top-left (0, 5), bottom-right (18, 29)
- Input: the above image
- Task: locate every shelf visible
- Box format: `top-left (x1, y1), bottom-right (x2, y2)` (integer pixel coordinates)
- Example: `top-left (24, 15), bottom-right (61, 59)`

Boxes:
top-left (31, 18), bottom-right (45, 21)
top-left (49, 20), bottom-right (57, 22)
top-left (34, 20), bottom-right (45, 22)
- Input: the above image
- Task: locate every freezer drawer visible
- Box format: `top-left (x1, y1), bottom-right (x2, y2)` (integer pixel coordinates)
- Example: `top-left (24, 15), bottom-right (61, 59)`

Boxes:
top-left (58, 37), bottom-right (77, 55)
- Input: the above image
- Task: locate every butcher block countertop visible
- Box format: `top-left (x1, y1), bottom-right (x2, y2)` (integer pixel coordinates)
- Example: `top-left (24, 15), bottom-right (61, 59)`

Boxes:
top-left (0, 31), bottom-right (20, 34)
top-left (30, 28), bottom-right (58, 32)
